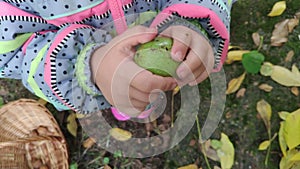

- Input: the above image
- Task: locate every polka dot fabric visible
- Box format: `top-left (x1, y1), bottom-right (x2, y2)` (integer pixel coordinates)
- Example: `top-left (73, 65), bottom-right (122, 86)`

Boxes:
top-left (0, 0), bottom-right (236, 114)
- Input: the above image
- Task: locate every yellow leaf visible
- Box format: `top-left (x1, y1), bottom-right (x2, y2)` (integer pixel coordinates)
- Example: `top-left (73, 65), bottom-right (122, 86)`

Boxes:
top-left (173, 86), bottom-right (180, 95)
top-left (228, 45), bottom-right (243, 51)
top-left (109, 128), bottom-right (132, 141)
top-left (256, 99), bottom-right (272, 129)
top-left (258, 83), bottom-right (273, 92)
top-left (284, 109), bottom-right (300, 149)
top-left (291, 87), bottom-right (299, 96)
top-left (279, 122), bottom-right (287, 156)
top-left (268, 1), bottom-right (286, 17)
top-left (270, 65), bottom-right (300, 87)
top-left (226, 72), bottom-right (246, 94)
top-left (177, 164), bottom-right (198, 169)
top-left (258, 140), bottom-right (270, 150)
top-left (67, 112), bottom-right (78, 137)
top-left (278, 111), bottom-right (290, 120)
top-left (225, 50), bottom-right (250, 64)
top-left (217, 133), bottom-right (235, 169)
top-left (280, 149), bottom-right (300, 169)
top-left (290, 152), bottom-right (300, 161)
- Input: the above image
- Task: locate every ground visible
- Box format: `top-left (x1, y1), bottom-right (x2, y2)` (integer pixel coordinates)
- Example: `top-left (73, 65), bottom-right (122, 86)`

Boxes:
top-left (0, 0), bottom-right (299, 169)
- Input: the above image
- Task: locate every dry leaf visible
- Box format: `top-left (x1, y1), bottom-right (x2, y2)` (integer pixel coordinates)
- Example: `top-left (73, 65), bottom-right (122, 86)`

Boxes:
top-left (261, 62), bottom-right (300, 87)
top-left (259, 83), bottom-right (273, 92)
top-left (109, 128), bottom-right (132, 141)
top-left (67, 112), bottom-right (78, 137)
top-left (177, 164), bottom-right (198, 169)
top-left (37, 98), bottom-right (48, 106)
top-left (213, 166), bottom-right (221, 169)
top-left (226, 50), bottom-right (250, 64)
top-left (268, 1), bottom-right (286, 17)
top-left (226, 72), bottom-right (246, 94)
top-left (201, 140), bottom-right (219, 161)
top-left (285, 50), bottom-right (294, 62)
top-left (271, 19), bottom-right (289, 46)
top-left (236, 88), bottom-right (246, 98)
top-left (256, 99), bottom-right (272, 129)
top-left (83, 137), bottom-right (96, 149)
top-left (104, 165), bottom-right (112, 169)
top-left (252, 32), bottom-right (261, 46)
top-left (291, 87), bottom-right (299, 96)
top-left (287, 18), bottom-right (299, 33)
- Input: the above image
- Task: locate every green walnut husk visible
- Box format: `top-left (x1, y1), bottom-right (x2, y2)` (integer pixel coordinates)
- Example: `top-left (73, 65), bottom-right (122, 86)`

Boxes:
top-left (134, 37), bottom-right (180, 77)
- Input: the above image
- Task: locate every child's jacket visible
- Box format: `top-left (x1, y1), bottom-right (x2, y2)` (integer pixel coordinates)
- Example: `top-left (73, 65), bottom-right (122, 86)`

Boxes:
top-left (0, 0), bottom-right (236, 114)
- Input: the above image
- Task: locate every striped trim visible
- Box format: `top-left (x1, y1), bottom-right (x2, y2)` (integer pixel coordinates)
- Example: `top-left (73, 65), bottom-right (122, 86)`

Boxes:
top-left (3, 0), bottom-right (25, 3)
top-left (58, 10), bottom-right (111, 28)
top-left (0, 15), bottom-right (47, 24)
top-left (211, 0), bottom-right (229, 15)
top-left (48, 26), bottom-right (93, 113)
top-left (122, 0), bottom-right (135, 10)
top-left (156, 14), bottom-right (175, 30)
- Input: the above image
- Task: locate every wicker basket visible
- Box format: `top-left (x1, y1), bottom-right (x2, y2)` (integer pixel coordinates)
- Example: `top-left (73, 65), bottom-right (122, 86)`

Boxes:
top-left (0, 99), bottom-right (69, 169)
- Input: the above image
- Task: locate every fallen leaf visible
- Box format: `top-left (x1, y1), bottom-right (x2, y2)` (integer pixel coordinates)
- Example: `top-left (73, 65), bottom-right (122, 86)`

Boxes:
top-left (280, 149), bottom-right (300, 169)
top-left (173, 86), bottom-right (180, 95)
top-left (236, 88), bottom-right (246, 98)
top-left (177, 164), bottom-right (198, 169)
top-left (279, 122), bottom-right (287, 157)
top-left (271, 19), bottom-right (289, 46)
top-left (37, 98), bottom-right (48, 106)
top-left (260, 62), bottom-right (300, 87)
top-left (109, 128), bottom-right (132, 141)
top-left (226, 72), bottom-right (246, 94)
top-left (258, 140), bottom-right (270, 150)
top-left (104, 165), bottom-right (112, 169)
top-left (268, 1), bottom-right (286, 17)
top-left (259, 83), bottom-right (273, 92)
top-left (252, 32), bottom-right (261, 47)
top-left (288, 18), bottom-right (299, 33)
top-left (226, 50), bottom-right (250, 64)
top-left (284, 109), bottom-right (300, 149)
top-left (67, 112), bottom-right (78, 137)
top-left (285, 50), bottom-right (294, 62)
top-left (201, 140), bottom-right (219, 161)
top-left (278, 111), bottom-right (290, 120)
top-left (291, 87), bottom-right (299, 96)
top-left (213, 166), bottom-right (221, 169)
top-left (217, 133), bottom-right (235, 169)
top-left (83, 137), bottom-right (96, 149)
top-left (256, 99), bottom-right (272, 129)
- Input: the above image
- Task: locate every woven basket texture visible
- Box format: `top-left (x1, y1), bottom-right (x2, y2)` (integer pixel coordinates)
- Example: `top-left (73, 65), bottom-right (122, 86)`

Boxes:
top-left (0, 99), bottom-right (69, 169)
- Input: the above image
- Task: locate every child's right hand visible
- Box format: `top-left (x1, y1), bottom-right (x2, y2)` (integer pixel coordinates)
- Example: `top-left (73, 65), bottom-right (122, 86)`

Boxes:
top-left (91, 26), bottom-right (177, 117)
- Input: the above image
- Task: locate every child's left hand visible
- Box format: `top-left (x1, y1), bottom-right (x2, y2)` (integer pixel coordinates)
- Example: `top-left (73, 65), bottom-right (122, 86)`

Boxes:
top-left (160, 25), bottom-right (215, 86)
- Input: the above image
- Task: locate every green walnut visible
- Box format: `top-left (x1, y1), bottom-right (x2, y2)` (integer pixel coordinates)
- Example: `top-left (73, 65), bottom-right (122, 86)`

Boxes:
top-left (134, 37), bottom-right (180, 77)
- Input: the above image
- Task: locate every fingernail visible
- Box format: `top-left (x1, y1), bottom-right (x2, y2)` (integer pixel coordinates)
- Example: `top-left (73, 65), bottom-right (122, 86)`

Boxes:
top-left (172, 51), bottom-right (182, 62)
top-left (177, 67), bottom-right (187, 79)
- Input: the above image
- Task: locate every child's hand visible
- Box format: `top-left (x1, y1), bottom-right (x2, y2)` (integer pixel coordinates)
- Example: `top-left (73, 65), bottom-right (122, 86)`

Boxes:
top-left (160, 25), bottom-right (215, 86)
top-left (91, 26), bottom-right (177, 117)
